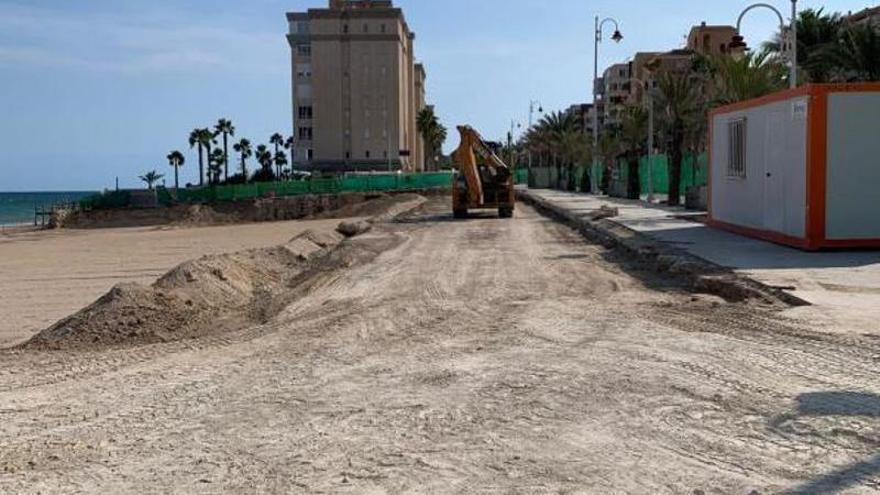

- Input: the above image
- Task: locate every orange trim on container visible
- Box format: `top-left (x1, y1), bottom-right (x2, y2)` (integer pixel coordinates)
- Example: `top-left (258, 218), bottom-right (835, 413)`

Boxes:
top-left (806, 89), bottom-right (828, 250)
top-left (708, 219), bottom-right (812, 251)
top-left (820, 238), bottom-right (880, 249)
top-left (707, 119), bottom-right (714, 219)
top-left (709, 86), bottom-right (812, 118)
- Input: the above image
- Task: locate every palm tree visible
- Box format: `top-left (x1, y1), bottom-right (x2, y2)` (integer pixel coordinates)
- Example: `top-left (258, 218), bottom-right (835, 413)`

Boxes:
top-left (188, 129), bottom-right (206, 187)
top-left (826, 23), bottom-right (880, 82)
top-left (214, 119), bottom-right (235, 182)
top-left (274, 150), bottom-right (289, 180)
top-left (597, 132), bottom-right (621, 194)
top-left (618, 106), bottom-right (649, 199)
top-left (269, 133), bottom-right (285, 160)
top-left (191, 128), bottom-right (215, 186)
top-left (251, 145), bottom-right (275, 183)
top-left (710, 51), bottom-right (787, 105)
top-left (166, 150), bottom-right (185, 191)
top-left (417, 107), bottom-right (448, 169)
top-left (535, 111), bottom-right (580, 189)
top-left (208, 149), bottom-right (225, 185)
top-left (656, 72), bottom-right (703, 206)
top-left (765, 8), bottom-right (844, 83)
top-left (233, 138), bottom-right (253, 181)
top-left (139, 170), bottom-right (164, 190)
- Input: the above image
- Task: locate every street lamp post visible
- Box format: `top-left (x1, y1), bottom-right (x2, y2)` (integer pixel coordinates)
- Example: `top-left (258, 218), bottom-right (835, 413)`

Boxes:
top-left (592, 16), bottom-right (624, 194)
top-left (509, 120), bottom-right (522, 169)
top-left (731, 1), bottom-right (798, 89)
top-left (527, 100), bottom-right (543, 171)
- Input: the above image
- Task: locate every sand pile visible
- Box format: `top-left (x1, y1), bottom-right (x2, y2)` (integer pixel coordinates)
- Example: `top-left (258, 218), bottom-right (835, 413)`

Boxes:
top-left (25, 229), bottom-right (344, 350)
top-left (311, 193), bottom-right (425, 220)
top-left (24, 193), bottom-right (425, 350)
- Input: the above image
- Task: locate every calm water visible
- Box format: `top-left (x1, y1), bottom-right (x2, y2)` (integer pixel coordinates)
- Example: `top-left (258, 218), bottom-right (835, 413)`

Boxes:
top-left (0, 192), bottom-right (97, 225)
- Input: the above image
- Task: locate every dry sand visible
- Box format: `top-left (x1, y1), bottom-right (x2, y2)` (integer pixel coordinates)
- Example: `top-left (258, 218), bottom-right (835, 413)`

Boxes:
top-left (1, 198), bottom-right (879, 493)
top-left (0, 219), bottom-right (351, 348)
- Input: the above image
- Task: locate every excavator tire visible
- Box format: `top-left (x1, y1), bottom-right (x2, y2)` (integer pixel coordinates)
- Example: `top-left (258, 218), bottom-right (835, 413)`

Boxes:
top-left (499, 207), bottom-right (513, 219)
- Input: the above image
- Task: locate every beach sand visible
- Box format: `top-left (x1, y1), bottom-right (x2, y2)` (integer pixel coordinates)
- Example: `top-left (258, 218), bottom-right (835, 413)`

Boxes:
top-left (0, 219), bottom-right (348, 347)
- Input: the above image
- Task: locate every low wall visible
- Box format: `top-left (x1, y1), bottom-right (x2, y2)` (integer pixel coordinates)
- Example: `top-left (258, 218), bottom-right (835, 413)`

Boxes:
top-left (58, 190), bottom-right (442, 229)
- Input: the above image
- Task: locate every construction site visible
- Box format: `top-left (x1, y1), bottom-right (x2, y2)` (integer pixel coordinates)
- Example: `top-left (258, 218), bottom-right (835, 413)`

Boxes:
top-left (3, 0), bottom-right (880, 492)
top-left (1, 126), bottom-right (880, 493)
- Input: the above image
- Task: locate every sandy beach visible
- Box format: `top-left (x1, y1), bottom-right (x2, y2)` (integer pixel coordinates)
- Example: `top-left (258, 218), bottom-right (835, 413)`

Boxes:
top-left (0, 219), bottom-right (347, 347)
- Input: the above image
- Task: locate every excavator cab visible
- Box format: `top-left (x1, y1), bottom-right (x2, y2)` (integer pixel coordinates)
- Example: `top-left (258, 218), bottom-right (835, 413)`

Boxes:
top-left (451, 125), bottom-right (515, 219)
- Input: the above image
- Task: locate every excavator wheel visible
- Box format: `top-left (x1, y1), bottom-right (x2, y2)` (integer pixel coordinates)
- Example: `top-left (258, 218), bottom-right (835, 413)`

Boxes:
top-left (499, 207), bottom-right (514, 219)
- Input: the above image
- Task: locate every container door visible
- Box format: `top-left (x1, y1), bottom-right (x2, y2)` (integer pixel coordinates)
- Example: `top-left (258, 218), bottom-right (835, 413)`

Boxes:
top-left (763, 111), bottom-right (786, 233)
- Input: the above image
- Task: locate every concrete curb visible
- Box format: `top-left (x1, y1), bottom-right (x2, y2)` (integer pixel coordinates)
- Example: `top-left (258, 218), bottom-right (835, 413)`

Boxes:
top-left (517, 190), bottom-right (810, 307)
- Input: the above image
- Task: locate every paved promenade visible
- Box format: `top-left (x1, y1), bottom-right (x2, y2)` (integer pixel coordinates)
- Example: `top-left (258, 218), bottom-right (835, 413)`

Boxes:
top-left (524, 189), bottom-right (880, 337)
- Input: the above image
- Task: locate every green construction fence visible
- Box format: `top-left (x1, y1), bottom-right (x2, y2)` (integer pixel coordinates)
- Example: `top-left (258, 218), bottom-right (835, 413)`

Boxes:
top-left (528, 153), bottom-right (708, 195)
top-left (84, 172), bottom-right (457, 210)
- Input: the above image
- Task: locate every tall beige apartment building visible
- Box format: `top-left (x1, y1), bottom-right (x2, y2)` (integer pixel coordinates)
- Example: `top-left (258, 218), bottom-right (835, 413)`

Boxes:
top-left (286, 0), bottom-right (427, 172)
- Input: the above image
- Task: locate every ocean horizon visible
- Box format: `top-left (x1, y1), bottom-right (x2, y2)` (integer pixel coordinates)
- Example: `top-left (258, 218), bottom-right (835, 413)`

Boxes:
top-left (0, 191), bottom-right (98, 226)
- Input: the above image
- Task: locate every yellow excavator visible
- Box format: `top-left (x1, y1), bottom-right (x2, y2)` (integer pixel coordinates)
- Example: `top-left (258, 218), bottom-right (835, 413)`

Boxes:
top-left (451, 125), bottom-right (515, 219)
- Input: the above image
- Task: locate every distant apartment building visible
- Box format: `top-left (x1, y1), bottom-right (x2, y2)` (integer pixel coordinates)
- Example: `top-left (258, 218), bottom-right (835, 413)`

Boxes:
top-left (687, 22), bottom-right (737, 57)
top-left (600, 63), bottom-right (633, 129)
top-left (591, 23), bottom-right (738, 134)
top-left (286, 0), bottom-right (427, 172)
top-left (849, 6), bottom-right (880, 27)
top-left (566, 103), bottom-right (596, 136)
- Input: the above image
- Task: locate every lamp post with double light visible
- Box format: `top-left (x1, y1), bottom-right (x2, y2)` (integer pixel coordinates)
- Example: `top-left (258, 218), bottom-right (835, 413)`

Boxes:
top-left (592, 16), bottom-right (624, 193)
top-left (730, 0), bottom-right (798, 89)
top-left (527, 100), bottom-right (543, 172)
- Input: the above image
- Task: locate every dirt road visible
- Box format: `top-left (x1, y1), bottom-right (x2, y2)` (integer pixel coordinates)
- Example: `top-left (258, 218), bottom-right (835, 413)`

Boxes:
top-left (2, 199), bottom-right (880, 493)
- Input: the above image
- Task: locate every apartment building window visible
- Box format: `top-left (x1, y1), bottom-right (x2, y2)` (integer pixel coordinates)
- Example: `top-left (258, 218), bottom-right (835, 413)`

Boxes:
top-left (363, 23), bottom-right (369, 33)
top-left (380, 24), bottom-right (386, 33)
top-left (343, 24), bottom-right (349, 34)
top-left (296, 21), bottom-right (309, 34)
top-left (345, 151), bottom-right (351, 159)
top-left (297, 106), bottom-right (313, 120)
top-left (296, 64), bottom-right (312, 78)
top-left (298, 127), bottom-right (313, 141)
top-left (366, 151), bottom-right (371, 159)
top-left (727, 118), bottom-right (747, 178)
top-left (296, 44), bottom-right (311, 57)
top-left (307, 149), bottom-right (313, 161)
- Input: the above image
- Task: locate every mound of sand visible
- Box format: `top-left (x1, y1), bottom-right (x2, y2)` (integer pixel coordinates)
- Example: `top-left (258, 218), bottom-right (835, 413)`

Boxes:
top-left (23, 192), bottom-right (426, 350)
top-left (25, 229), bottom-right (345, 350)
top-left (310, 193), bottom-right (426, 220)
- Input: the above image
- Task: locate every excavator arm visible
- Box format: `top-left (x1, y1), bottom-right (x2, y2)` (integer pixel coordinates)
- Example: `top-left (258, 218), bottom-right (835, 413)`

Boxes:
top-left (452, 125), bottom-right (511, 205)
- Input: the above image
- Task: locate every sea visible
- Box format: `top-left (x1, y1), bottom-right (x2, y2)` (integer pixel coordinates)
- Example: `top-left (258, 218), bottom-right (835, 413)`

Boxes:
top-left (0, 191), bottom-right (98, 226)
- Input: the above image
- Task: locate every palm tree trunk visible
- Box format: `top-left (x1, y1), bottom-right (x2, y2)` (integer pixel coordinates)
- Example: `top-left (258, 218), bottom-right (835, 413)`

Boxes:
top-left (627, 153), bottom-right (640, 200)
top-left (668, 125), bottom-right (685, 206)
top-left (205, 143), bottom-right (213, 185)
top-left (241, 156), bottom-right (248, 182)
top-left (198, 146), bottom-right (204, 187)
top-left (223, 133), bottom-right (229, 182)
top-left (174, 166), bottom-right (179, 191)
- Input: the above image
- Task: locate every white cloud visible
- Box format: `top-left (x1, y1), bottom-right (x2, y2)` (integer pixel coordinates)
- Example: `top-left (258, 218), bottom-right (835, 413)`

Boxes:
top-left (0, 3), bottom-right (287, 76)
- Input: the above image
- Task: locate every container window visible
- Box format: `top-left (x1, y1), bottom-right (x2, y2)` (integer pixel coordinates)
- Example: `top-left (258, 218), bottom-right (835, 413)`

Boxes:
top-left (727, 118), bottom-right (747, 179)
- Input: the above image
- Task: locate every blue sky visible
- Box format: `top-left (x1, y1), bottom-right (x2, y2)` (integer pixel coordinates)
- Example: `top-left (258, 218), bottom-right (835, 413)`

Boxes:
top-left (0, 0), bottom-right (872, 191)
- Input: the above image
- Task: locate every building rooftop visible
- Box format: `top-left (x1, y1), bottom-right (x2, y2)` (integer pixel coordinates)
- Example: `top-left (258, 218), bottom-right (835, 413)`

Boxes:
top-left (849, 6), bottom-right (880, 23)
